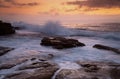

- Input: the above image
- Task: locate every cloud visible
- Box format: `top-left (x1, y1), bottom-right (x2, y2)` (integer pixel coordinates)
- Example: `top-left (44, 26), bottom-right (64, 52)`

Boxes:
top-left (0, 0), bottom-right (40, 8)
top-left (66, 0), bottom-right (120, 8)
top-left (4, 0), bottom-right (14, 3)
top-left (38, 8), bottom-right (60, 16)
top-left (0, 4), bottom-right (10, 8)
top-left (12, 2), bottom-right (39, 6)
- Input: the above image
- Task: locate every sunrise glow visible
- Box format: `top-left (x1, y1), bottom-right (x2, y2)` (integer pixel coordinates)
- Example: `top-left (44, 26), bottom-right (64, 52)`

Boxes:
top-left (0, 0), bottom-right (120, 15)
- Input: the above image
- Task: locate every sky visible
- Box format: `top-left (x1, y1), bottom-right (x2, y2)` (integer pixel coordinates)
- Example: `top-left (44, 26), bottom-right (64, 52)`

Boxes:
top-left (0, 0), bottom-right (120, 25)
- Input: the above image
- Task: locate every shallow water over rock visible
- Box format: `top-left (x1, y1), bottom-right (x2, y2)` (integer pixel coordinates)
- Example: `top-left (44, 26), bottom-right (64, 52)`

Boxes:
top-left (0, 31), bottom-right (120, 79)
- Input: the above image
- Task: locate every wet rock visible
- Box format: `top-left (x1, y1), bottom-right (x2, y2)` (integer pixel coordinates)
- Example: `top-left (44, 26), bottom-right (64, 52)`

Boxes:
top-left (4, 61), bottom-right (59, 79)
top-left (30, 58), bottom-right (36, 61)
top-left (0, 50), bottom-right (60, 79)
top-left (0, 46), bottom-right (14, 56)
top-left (81, 64), bottom-right (100, 72)
top-left (93, 44), bottom-right (120, 54)
top-left (110, 67), bottom-right (120, 79)
top-left (41, 37), bottom-right (85, 49)
top-left (18, 61), bottom-right (55, 70)
top-left (0, 58), bottom-right (27, 70)
top-left (0, 20), bottom-right (15, 35)
top-left (55, 61), bottom-right (120, 79)
top-left (55, 69), bottom-right (108, 79)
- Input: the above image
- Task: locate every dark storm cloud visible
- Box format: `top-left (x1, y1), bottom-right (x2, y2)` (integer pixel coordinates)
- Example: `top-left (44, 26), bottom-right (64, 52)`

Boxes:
top-left (66, 0), bottom-right (120, 8)
top-left (0, 0), bottom-right (39, 8)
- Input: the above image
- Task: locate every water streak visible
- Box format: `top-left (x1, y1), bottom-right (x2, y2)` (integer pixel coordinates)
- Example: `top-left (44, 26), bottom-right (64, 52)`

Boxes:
top-left (52, 61), bottom-right (81, 79)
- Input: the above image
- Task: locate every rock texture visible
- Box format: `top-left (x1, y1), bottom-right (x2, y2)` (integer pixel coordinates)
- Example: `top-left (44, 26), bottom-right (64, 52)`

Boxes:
top-left (0, 46), bottom-right (14, 56)
top-left (0, 58), bottom-right (27, 70)
top-left (55, 61), bottom-right (120, 79)
top-left (4, 61), bottom-right (59, 79)
top-left (93, 44), bottom-right (120, 54)
top-left (0, 54), bottom-right (59, 79)
top-left (41, 37), bottom-right (85, 49)
top-left (0, 20), bottom-right (15, 35)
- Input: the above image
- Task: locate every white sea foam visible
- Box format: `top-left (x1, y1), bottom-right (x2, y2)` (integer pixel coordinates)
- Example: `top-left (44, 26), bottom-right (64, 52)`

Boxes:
top-left (0, 21), bottom-right (120, 78)
top-left (12, 21), bottom-right (120, 40)
top-left (52, 61), bottom-right (81, 79)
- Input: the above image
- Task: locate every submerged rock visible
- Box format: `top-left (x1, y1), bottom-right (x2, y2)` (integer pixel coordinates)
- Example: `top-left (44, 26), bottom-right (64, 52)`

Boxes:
top-left (0, 46), bottom-right (14, 56)
top-left (0, 20), bottom-right (15, 35)
top-left (41, 37), bottom-right (85, 49)
top-left (93, 44), bottom-right (120, 54)
top-left (55, 61), bottom-right (120, 79)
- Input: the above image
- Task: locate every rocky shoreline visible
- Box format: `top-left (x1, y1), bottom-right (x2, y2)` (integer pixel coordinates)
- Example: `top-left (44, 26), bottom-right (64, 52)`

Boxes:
top-left (55, 61), bottom-right (120, 79)
top-left (0, 52), bottom-right (59, 79)
top-left (0, 37), bottom-right (120, 79)
top-left (0, 25), bottom-right (120, 79)
top-left (0, 53), bottom-right (120, 79)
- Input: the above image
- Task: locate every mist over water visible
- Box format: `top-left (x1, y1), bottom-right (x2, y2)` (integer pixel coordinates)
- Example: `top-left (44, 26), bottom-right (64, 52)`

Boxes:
top-left (12, 21), bottom-right (120, 41)
top-left (0, 21), bottom-right (120, 79)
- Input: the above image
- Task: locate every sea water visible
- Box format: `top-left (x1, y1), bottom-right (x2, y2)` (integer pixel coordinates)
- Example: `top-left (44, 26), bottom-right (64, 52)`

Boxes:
top-left (0, 22), bottom-right (120, 78)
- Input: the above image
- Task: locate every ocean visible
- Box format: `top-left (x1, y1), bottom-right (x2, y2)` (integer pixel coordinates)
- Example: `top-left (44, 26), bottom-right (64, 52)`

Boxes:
top-left (0, 21), bottom-right (120, 78)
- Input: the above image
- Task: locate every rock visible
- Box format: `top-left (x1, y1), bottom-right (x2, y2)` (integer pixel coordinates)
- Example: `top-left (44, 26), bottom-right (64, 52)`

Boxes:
top-left (93, 44), bottom-right (120, 54)
top-left (55, 69), bottom-right (107, 79)
top-left (81, 64), bottom-right (100, 72)
top-left (4, 61), bottom-right (59, 79)
top-left (110, 67), bottom-right (120, 79)
top-left (0, 20), bottom-right (15, 35)
top-left (0, 53), bottom-right (55, 70)
top-left (18, 61), bottom-right (55, 70)
top-left (55, 61), bottom-right (120, 79)
top-left (41, 37), bottom-right (85, 49)
top-left (0, 58), bottom-right (27, 70)
top-left (30, 58), bottom-right (36, 61)
top-left (0, 53), bottom-right (59, 79)
top-left (0, 46), bottom-right (14, 56)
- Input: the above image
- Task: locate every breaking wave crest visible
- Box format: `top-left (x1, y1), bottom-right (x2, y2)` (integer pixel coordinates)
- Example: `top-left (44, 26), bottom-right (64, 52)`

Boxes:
top-left (12, 21), bottom-right (120, 40)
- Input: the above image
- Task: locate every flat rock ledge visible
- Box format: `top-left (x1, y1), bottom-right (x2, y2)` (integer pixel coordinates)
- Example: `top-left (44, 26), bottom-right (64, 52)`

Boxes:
top-left (55, 61), bottom-right (120, 79)
top-left (41, 37), bottom-right (85, 49)
top-left (0, 54), bottom-right (59, 79)
top-left (0, 46), bottom-right (14, 56)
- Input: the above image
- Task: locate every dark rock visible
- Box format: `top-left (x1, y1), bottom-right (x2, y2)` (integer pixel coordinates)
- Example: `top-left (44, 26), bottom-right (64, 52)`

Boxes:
top-left (30, 58), bottom-right (36, 61)
top-left (81, 64), bottom-right (100, 72)
top-left (0, 46), bottom-right (14, 56)
top-left (93, 44), bottom-right (120, 54)
top-left (0, 20), bottom-right (15, 35)
top-left (41, 37), bottom-right (85, 49)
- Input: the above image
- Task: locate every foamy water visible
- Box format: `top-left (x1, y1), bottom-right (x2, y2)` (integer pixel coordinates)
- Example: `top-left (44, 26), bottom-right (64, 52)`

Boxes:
top-left (0, 22), bottom-right (120, 79)
top-left (0, 32), bottom-right (120, 63)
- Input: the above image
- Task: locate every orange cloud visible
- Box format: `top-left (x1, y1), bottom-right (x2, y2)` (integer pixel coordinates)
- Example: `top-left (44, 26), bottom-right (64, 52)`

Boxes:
top-left (0, 0), bottom-right (40, 8)
top-left (0, 0), bottom-right (120, 15)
